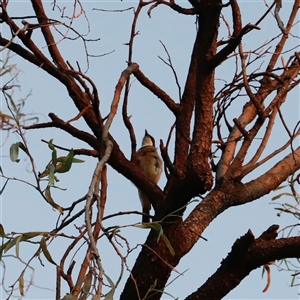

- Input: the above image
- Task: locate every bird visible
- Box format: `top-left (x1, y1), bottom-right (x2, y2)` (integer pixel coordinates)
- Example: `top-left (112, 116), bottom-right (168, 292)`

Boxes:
top-left (136, 130), bottom-right (163, 223)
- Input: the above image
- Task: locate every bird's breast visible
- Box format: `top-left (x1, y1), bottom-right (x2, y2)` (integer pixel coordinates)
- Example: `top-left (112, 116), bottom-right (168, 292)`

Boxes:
top-left (136, 146), bottom-right (162, 183)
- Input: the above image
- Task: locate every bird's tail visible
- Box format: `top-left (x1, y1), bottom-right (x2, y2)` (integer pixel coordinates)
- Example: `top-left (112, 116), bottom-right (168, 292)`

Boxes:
top-left (138, 190), bottom-right (151, 223)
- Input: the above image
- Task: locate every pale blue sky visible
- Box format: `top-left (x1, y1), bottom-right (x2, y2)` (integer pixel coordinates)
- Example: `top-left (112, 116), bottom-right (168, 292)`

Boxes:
top-left (0, 1), bottom-right (299, 299)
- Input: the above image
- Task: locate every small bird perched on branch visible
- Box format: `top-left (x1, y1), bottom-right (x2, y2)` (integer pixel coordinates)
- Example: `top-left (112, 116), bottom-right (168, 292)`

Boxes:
top-left (136, 130), bottom-right (162, 223)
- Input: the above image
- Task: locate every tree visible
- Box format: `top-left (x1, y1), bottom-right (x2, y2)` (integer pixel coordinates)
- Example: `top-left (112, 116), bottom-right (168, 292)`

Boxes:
top-left (0, 0), bottom-right (299, 299)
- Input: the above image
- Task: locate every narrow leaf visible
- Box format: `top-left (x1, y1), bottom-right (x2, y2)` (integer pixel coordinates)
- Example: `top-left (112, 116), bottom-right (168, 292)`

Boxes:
top-left (9, 95), bottom-right (17, 111)
top-left (48, 139), bottom-right (55, 151)
top-left (0, 112), bottom-right (14, 120)
top-left (4, 232), bottom-right (42, 253)
top-left (18, 272), bottom-right (25, 296)
top-left (0, 224), bottom-right (6, 237)
top-left (104, 273), bottom-right (116, 300)
top-left (22, 232), bottom-right (44, 240)
top-left (48, 139), bottom-right (57, 163)
top-left (71, 157), bottom-right (84, 163)
top-left (83, 274), bottom-right (92, 295)
top-left (161, 234), bottom-right (175, 256)
top-left (44, 187), bottom-right (63, 214)
top-left (271, 192), bottom-right (292, 200)
top-left (18, 142), bottom-right (30, 157)
top-left (56, 156), bottom-right (84, 163)
top-left (9, 143), bottom-right (20, 162)
top-left (48, 163), bottom-right (56, 185)
top-left (55, 149), bottom-right (75, 174)
top-left (40, 237), bottom-right (57, 265)
top-left (26, 116), bottom-right (39, 123)
top-left (134, 223), bottom-right (174, 256)
top-left (15, 234), bottom-right (22, 257)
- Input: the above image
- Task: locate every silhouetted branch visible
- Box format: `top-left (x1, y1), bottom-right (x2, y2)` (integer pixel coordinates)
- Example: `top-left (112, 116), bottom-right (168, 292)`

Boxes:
top-left (185, 225), bottom-right (300, 300)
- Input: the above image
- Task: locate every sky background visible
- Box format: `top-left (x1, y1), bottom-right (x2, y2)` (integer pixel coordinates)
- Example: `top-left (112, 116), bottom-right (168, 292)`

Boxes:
top-left (0, 1), bottom-right (299, 299)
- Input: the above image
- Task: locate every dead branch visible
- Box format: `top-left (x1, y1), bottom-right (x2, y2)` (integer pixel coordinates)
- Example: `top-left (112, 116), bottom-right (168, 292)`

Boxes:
top-left (158, 40), bottom-right (182, 101)
top-left (242, 126), bottom-right (300, 177)
top-left (242, 108), bottom-right (277, 172)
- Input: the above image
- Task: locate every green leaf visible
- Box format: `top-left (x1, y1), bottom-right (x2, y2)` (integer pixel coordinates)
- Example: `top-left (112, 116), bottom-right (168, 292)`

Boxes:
top-left (48, 139), bottom-right (55, 151)
top-left (0, 224), bottom-right (6, 238)
top-left (4, 232), bottom-right (42, 254)
top-left (83, 275), bottom-right (92, 295)
top-left (15, 234), bottom-right (22, 257)
top-left (274, 184), bottom-right (288, 190)
top-left (70, 157), bottom-right (85, 163)
top-left (48, 163), bottom-right (56, 185)
top-left (55, 149), bottom-right (75, 174)
top-left (40, 237), bottom-right (57, 266)
top-left (9, 95), bottom-right (18, 112)
top-left (56, 156), bottom-right (84, 164)
top-left (44, 186), bottom-right (63, 214)
top-left (161, 235), bottom-right (175, 256)
top-left (50, 185), bottom-right (67, 191)
top-left (48, 139), bottom-right (57, 164)
top-left (18, 142), bottom-right (30, 157)
top-left (136, 222), bottom-right (164, 242)
top-left (9, 143), bottom-right (20, 162)
top-left (134, 223), bottom-right (175, 256)
top-left (135, 222), bottom-right (162, 233)
top-left (104, 273), bottom-right (116, 300)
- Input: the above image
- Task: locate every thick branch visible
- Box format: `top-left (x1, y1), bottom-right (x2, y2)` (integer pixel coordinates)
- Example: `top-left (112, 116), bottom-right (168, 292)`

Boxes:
top-left (185, 226), bottom-right (300, 300)
top-left (114, 146), bottom-right (300, 300)
top-left (178, 146), bottom-right (300, 253)
top-left (186, 0), bottom-right (221, 192)
top-left (230, 0), bottom-right (242, 37)
top-left (239, 146), bottom-right (300, 205)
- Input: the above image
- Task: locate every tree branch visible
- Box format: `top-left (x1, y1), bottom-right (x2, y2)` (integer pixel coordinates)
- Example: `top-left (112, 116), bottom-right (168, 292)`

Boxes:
top-left (186, 0), bottom-right (221, 192)
top-left (133, 66), bottom-right (179, 115)
top-left (148, 0), bottom-right (197, 16)
top-left (31, 0), bottom-right (69, 68)
top-left (185, 226), bottom-right (300, 300)
top-left (24, 113), bottom-right (102, 152)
